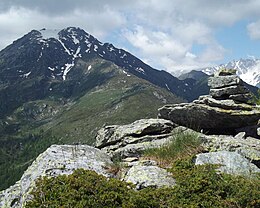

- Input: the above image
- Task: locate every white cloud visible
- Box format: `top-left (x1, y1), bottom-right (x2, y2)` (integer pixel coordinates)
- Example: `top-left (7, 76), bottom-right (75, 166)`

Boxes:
top-left (0, 6), bottom-right (126, 49)
top-left (123, 24), bottom-right (225, 74)
top-left (1, 0), bottom-right (260, 73)
top-left (247, 20), bottom-right (260, 40)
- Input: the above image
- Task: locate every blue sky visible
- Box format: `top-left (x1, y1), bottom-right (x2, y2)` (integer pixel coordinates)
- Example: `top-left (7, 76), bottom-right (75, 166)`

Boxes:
top-left (0, 0), bottom-right (260, 74)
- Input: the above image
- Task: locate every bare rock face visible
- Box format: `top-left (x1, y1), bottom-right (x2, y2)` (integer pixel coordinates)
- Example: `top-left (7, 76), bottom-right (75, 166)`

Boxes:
top-left (0, 145), bottom-right (113, 208)
top-left (158, 69), bottom-right (260, 134)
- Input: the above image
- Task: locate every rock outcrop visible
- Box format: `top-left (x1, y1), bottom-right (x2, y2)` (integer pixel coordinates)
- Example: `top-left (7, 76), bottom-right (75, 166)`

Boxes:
top-left (95, 119), bottom-right (176, 159)
top-left (195, 151), bottom-right (260, 176)
top-left (0, 145), bottom-right (114, 208)
top-left (158, 69), bottom-right (260, 135)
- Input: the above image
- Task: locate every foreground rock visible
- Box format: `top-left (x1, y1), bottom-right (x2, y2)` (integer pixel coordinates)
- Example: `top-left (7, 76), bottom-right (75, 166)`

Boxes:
top-left (201, 134), bottom-right (260, 163)
top-left (123, 160), bottom-right (176, 189)
top-left (95, 118), bottom-right (260, 167)
top-left (195, 151), bottom-right (260, 176)
top-left (174, 126), bottom-right (260, 163)
top-left (158, 69), bottom-right (260, 134)
top-left (0, 145), bottom-right (114, 208)
top-left (95, 119), bottom-right (176, 158)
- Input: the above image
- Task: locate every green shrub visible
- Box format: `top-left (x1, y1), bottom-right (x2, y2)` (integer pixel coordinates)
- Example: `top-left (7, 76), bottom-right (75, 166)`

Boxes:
top-left (26, 160), bottom-right (260, 208)
top-left (168, 156), bottom-right (260, 207)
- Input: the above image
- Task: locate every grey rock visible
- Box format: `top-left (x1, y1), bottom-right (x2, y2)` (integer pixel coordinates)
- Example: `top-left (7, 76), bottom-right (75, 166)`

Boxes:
top-left (200, 134), bottom-right (260, 162)
top-left (208, 75), bottom-right (242, 89)
top-left (234, 132), bottom-right (246, 140)
top-left (0, 145), bottom-right (113, 208)
top-left (199, 96), bottom-right (253, 110)
top-left (195, 151), bottom-right (260, 176)
top-left (105, 134), bottom-right (174, 159)
top-left (158, 102), bottom-right (260, 130)
top-left (229, 93), bottom-right (253, 103)
top-left (210, 85), bottom-right (249, 98)
top-left (95, 119), bottom-right (175, 158)
top-left (214, 68), bottom-right (237, 76)
top-left (258, 127), bottom-right (260, 137)
top-left (95, 119), bottom-right (175, 149)
top-left (123, 163), bottom-right (176, 189)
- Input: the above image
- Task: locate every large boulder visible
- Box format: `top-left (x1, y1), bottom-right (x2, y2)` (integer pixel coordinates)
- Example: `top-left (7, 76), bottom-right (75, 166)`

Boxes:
top-left (158, 99), bottom-right (260, 130)
top-left (195, 151), bottom-right (260, 176)
top-left (0, 145), bottom-right (113, 208)
top-left (201, 134), bottom-right (260, 163)
top-left (95, 119), bottom-right (175, 158)
top-left (208, 75), bottom-right (243, 89)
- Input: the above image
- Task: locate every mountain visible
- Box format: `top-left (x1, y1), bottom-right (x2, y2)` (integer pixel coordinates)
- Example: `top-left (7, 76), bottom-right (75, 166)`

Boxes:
top-left (0, 27), bottom-right (196, 117)
top-left (202, 58), bottom-right (260, 88)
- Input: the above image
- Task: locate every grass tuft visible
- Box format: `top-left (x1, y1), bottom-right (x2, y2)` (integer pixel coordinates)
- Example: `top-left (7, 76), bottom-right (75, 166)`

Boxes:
top-left (143, 130), bottom-right (203, 167)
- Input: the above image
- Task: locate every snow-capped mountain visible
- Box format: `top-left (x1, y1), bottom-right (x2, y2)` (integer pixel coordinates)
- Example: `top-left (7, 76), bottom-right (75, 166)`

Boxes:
top-left (0, 27), bottom-right (201, 103)
top-left (203, 59), bottom-right (260, 88)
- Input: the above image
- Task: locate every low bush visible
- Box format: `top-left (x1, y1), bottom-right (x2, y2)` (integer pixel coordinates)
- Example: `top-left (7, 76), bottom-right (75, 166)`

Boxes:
top-left (26, 158), bottom-right (260, 208)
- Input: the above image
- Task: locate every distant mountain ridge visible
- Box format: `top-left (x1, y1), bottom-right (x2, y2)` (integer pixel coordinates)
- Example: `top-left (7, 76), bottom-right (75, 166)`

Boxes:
top-left (202, 59), bottom-right (260, 88)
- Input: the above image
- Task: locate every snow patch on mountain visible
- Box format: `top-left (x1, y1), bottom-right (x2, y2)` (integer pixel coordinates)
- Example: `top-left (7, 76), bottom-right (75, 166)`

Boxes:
top-left (39, 28), bottom-right (59, 40)
top-left (63, 63), bottom-right (75, 80)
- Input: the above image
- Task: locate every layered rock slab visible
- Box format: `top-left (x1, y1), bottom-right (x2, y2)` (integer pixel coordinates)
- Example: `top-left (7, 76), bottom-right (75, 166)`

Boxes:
top-left (158, 99), bottom-right (260, 130)
top-left (95, 119), bottom-right (176, 158)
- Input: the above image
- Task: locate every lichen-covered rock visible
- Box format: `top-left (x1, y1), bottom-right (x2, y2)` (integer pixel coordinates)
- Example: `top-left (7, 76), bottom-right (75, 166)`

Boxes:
top-left (195, 151), bottom-right (260, 176)
top-left (208, 75), bottom-right (242, 89)
top-left (209, 85), bottom-right (249, 98)
top-left (95, 119), bottom-right (175, 148)
top-left (123, 161), bottom-right (176, 189)
top-left (158, 102), bottom-right (260, 130)
top-left (200, 134), bottom-right (260, 162)
top-left (195, 96), bottom-right (253, 110)
top-left (0, 145), bottom-right (113, 208)
top-left (95, 119), bottom-right (175, 158)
